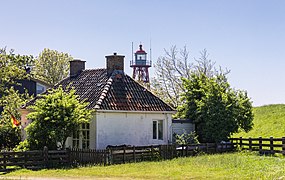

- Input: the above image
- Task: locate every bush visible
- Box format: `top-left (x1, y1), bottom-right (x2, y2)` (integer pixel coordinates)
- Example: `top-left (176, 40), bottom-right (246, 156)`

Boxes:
top-left (174, 130), bottom-right (199, 145)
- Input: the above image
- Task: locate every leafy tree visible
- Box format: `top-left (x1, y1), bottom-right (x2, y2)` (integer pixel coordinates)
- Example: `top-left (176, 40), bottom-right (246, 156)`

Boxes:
top-left (23, 86), bottom-right (92, 150)
top-left (178, 72), bottom-right (253, 143)
top-left (0, 87), bottom-right (32, 150)
top-left (34, 48), bottom-right (73, 85)
top-left (0, 47), bottom-right (34, 94)
top-left (0, 48), bottom-right (34, 149)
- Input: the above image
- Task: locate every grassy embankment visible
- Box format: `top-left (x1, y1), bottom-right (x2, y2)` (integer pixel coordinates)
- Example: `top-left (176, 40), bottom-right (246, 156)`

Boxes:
top-left (234, 104), bottom-right (285, 138)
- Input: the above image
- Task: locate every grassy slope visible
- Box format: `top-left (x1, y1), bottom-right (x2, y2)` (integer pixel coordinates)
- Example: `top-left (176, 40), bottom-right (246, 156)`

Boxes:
top-left (234, 104), bottom-right (285, 138)
top-left (3, 152), bottom-right (285, 179)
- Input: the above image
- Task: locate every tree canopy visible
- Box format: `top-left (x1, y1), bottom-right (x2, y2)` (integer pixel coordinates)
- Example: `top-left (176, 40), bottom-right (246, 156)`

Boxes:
top-left (0, 48), bottom-right (34, 149)
top-left (34, 48), bottom-right (73, 85)
top-left (23, 86), bottom-right (92, 150)
top-left (153, 45), bottom-right (253, 143)
top-left (177, 71), bottom-right (253, 143)
top-left (0, 47), bottom-right (34, 94)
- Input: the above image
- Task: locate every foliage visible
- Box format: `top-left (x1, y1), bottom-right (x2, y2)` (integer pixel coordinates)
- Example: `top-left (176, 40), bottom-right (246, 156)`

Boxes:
top-left (4, 152), bottom-right (285, 179)
top-left (24, 86), bottom-right (92, 150)
top-left (174, 130), bottom-right (199, 145)
top-left (233, 104), bottom-right (285, 138)
top-left (0, 124), bottom-right (21, 150)
top-left (34, 48), bottom-right (73, 85)
top-left (178, 72), bottom-right (253, 143)
top-left (0, 47), bottom-right (34, 94)
top-left (0, 48), bottom-right (34, 149)
top-left (0, 87), bottom-right (32, 149)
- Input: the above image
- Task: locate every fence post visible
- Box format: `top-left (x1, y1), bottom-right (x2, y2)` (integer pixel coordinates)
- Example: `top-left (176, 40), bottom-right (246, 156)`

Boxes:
top-left (24, 151), bottom-right (27, 168)
top-left (133, 146), bottom-right (136, 162)
top-left (181, 144), bottom-right (184, 157)
top-left (3, 151), bottom-right (6, 171)
top-left (123, 146), bottom-right (126, 164)
top-left (270, 136), bottom-right (274, 154)
top-left (186, 144), bottom-right (188, 156)
top-left (239, 137), bottom-right (243, 149)
top-left (159, 145), bottom-right (162, 160)
top-left (43, 146), bottom-right (48, 168)
top-left (108, 148), bottom-right (112, 165)
top-left (150, 145), bottom-right (154, 160)
top-left (259, 137), bottom-right (262, 153)
top-left (249, 137), bottom-right (252, 151)
top-left (206, 143), bottom-right (209, 153)
top-left (282, 137), bottom-right (285, 156)
top-left (102, 150), bottom-right (106, 166)
top-left (66, 148), bottom-right (71, 166)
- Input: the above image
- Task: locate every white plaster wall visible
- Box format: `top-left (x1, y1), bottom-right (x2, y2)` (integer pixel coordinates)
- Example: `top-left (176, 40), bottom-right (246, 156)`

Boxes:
top-left (95, 111), bottom-right (173, 149)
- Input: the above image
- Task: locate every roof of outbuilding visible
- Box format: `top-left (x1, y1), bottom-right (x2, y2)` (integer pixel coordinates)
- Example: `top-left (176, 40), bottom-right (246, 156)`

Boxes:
top-left (43, 68), bottom-right (174, 112)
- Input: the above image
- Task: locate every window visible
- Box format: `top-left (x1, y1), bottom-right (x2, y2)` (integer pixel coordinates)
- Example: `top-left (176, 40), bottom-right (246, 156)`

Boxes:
top-left (72, 123), bottom-right (90, 149)
top-left (36, 83), bottom-right (46, 94)
top-left (153, 120), bottom-right (163, 140)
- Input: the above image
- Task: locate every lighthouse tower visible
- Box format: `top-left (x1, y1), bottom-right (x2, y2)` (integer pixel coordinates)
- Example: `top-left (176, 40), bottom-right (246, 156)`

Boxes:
top-left (130, 44), bottom-right (152, 83)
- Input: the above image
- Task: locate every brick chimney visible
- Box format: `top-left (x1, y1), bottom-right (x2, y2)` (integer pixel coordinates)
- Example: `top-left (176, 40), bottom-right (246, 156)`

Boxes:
top-left (106, 53), bottom-right (125, 76)
top-left (69, 59), bottom-right (85, 77)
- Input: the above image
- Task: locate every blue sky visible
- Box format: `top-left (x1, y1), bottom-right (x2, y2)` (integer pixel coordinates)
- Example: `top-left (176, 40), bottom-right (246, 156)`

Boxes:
top-left (1, 0), bottom-right (285, 106)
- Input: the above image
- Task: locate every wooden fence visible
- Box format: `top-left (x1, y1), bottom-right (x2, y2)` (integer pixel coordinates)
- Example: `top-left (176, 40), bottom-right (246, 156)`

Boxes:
top-left (69, 148), bottom-right (108, 166)
top-left (0, 143), bottom-right (233, 172)
top-left (230, 137), bottom-right (285, 155)
top-left (107, 143), bottom-right (233, 164)
top-left (0, 147), bottom-right (68, 172)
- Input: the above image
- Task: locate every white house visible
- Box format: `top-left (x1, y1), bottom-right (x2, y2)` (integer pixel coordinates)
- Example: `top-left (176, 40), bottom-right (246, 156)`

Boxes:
top-left (20, 53), bottom-right (175, 149)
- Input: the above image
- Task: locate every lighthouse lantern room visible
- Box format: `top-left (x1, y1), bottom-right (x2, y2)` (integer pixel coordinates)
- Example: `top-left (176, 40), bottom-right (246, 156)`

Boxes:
top-left (130, 44), bottom-right (152, 83)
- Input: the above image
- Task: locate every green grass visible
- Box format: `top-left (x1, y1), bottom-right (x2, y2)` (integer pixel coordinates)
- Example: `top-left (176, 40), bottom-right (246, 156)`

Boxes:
top-left (234, 104), bottom-right (285, 138)
top-left (2, 152), bottom-right (285, 179)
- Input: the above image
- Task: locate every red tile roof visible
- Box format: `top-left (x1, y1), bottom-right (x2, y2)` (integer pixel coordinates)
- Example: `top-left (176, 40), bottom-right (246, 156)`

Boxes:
top-left (56, 69), bottom-right (174, 112)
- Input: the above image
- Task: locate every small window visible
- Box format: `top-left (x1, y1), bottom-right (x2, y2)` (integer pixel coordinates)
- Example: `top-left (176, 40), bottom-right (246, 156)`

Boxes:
top-left (36, 83), bottom-right (46, 94)
top-left (153, 121), bottom-right (157, 139)
top-left (153, 120), bottom-right (163, 140)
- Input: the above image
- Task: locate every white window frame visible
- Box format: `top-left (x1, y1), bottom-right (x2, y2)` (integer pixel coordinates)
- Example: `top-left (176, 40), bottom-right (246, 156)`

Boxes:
top-left (72, 123), bottom-right (90, 149)
top-left (153, 120), bottom-right (163, 140)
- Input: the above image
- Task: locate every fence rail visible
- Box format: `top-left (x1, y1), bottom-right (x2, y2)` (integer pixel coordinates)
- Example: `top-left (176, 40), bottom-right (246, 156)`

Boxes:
top-left (0, 147), bottom-right (68, 172)
top-left (0, 143), bottom-right (233, 172)
top-left (107, 143), bottom-right (233, 164)
top-left (230, 137), bottom-right (285, 155)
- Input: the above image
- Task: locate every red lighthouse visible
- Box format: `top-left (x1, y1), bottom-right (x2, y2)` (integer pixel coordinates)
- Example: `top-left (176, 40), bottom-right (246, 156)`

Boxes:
top-left (130, 44), bottom-right (152, 83)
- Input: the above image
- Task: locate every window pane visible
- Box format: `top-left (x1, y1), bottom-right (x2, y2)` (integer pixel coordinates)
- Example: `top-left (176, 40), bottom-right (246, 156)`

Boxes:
top-left (153, 121), bottom-right (157, 139)
top-left (158, 120), bottom-right (163, 140)
top-left (73, 140), bottom-right (79, 149)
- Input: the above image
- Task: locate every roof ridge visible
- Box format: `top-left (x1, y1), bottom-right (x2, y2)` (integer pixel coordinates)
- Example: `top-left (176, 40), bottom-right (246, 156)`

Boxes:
top-left (95, 70), bottom-right (126, 109)
top-left (83, 68), bottom-right (106, 71)
top-left (95, 77), bottom-right (112, 109)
